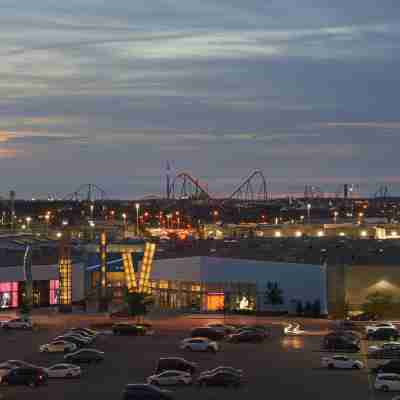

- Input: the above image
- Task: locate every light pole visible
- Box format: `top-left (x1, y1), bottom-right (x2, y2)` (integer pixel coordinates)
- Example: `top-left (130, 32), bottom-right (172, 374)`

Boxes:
top-left (306, 203), bottom-right (311, 223)
top-left (45, 212), bottom-right (50, 235)
top-left (122, 213), bottom-right (127, 237)
top-left (176, 211), bottom-right (180, 229)
top-left (135, 203), bottom-right (140, 236)
top-left (333, 211), bottom-right (338, 224)
top-left (26, 216), bottom-right (32, 231)
top-left (167, 214), bottom-right (172, 229)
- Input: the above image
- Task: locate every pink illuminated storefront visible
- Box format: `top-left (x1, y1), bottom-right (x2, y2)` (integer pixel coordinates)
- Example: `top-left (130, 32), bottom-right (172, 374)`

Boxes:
top-left (0, 282), bottom-right (19, 308)
top-left (0, 280), bottom-right (60, 309)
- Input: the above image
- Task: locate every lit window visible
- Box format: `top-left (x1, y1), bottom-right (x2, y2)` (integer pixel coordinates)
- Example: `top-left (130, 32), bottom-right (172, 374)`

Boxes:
top-left (339, 232), bottom-right (345, 237)
top-left (391, 231), bottom-right (397, 236)
top-left (360, 230), bottom-right (367, 237)
top-left (275, 231), bottom-right (282, 237)
top-left (295, 231), bottom-right (302, 237)
top-left (317, 231), bottom-right (324, 237)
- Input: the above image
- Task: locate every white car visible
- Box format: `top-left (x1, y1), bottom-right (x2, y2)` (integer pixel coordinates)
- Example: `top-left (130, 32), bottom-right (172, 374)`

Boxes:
top-left (374, 373), bottom-right (400, 392)
top-left (147, 370), bottom-right (192, 386)
top-left (366, 322), bottom-right (396, 334)
top-left (284, 323), bottom-right (305, 336)
top-left (180, 337), bottom-right (219, 353)
top-left (40, 341), bottom-right (77, 353)
top-left (368, 342), bottom-right (400, 352)
top-left (2, 318), bottom-right (32, 330)
top-left (321, 355), bottom-right (364, 369)
top-left (46, 364), bottom-right (81, 379)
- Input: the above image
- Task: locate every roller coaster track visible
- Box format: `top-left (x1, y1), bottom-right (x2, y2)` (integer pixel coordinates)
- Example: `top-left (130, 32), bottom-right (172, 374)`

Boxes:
top-left (225, 169), bottom-right (267, 202)
top-left (171, 172), bottom-right (211, 200)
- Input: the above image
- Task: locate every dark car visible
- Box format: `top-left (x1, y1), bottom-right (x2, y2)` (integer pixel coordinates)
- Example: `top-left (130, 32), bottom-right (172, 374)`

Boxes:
top-left (56, 335), bottom-right (89, 348)
top-left (324, 331), bottom-right (361, 343)
top-left (322, 336), bottom-right (360, 353)
top-left (336, 320), bottom-right (358, 331)
top-left (190, 327), bottom-right (225, 341)
top-left (155, 358), bottom-right (197, 375)
top-left (367, 328), bottom-right (399, 341)
top-left (64, 349), bottom-right (104, 364)
top-left (227, 331), bottom-right (265, 343)
top-left (2, 367), bottom-right (47, 387)
top-left (113, 323), bottom-right (147, 336)
top-left (372, 360), bottom-right (400, 374)
top-left (123, 384), bottom-right (173, 400)
top-left (351, 312), bottom-right (378, 321)
top-left (197, 371), bottom-right (242, 387)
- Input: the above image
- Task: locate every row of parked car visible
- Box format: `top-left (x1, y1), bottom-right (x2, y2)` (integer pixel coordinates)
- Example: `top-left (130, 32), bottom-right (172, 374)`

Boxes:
top-left (0, 326), bottom-right (102, 388)
top-left (123, 356), bottom-right (244, 399)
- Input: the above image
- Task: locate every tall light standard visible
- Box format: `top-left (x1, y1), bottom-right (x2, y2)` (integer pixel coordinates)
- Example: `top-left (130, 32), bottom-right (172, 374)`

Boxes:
top-left (167, 214), bottom-right (172, 229)
top-left (306, 203), bottom-right (311, 223)
top-left (333, 211), bottom-right (338, 224)
top-left (122, 213), bottom-right (127, 237)
top-left (175, 211), bottom-right (180, 229)
top-left (135, 203), bottom-right (140, 236)
top-left (26, 216), bottom-right (32, 231)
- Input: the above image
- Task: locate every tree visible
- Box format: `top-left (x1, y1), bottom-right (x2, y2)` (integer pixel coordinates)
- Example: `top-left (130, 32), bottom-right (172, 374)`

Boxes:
top-left (124, 290), bottom-right (153, 321)
top-left (312, 299), bottom-right (321, 317)
top-left (362, 291), bottom-right (394, 318)
top-left (264, 282), bottom-right (284, 307)
top-left (296, 300), bottom-right (303, 316)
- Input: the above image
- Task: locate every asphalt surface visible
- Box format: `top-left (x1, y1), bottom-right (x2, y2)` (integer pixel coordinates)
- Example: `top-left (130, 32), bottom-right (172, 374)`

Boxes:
top-left (0, 315), bottom-right (397, 400)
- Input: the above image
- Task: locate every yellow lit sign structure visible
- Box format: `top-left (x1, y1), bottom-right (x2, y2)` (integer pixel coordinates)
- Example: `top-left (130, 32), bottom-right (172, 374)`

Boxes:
top-left (138, 243), bottom-right (156, 294)
top-left (58, 240), bottom-right (72, 306)
top-left (122, 251), bottom-right (137, 292)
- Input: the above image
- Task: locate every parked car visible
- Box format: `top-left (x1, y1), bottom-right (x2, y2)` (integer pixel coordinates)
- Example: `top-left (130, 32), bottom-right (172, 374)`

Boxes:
top-left (350, 312), bottom-right (377, 321)
top-left (199, 366), bottom-right (243, 377)
top-left (368, 342), bottom-right (400, 359)
top-left (206, 324), bottom-right (235, 334)
top-left (67, 329), bottom-right (97, 340)
top-left (40, 340), bottom-right (77, 353)
top-left (2, 318), bottom-right (32, 330)
top-left (197, 371), bottom-right (242, 387)
top-left (227, 331), bottom-right (265, 343)
top-left (112, 323), bottom-right (147, 336)
top-left (3, 360), bottom-right (46, 373)
top-left (64, 349), bottom-right (104, 364)
top-left (374, 373), bottom-right (400, 391)
top-left (190, 327), bottom-right (225, 341)
top-left (180, 338), bottom-right (219, 353)
top-left (367, 328), bottom-right (399, 341)
top-left (2, 367), bottom-right (47, 387)
top-left (123, 384), bottom-right (173, 400)
top-left (56, 335), bottom-right (90, 347)
top-left (366, 322), bottom-right (396, 335)
top-left (321, 355), bottom-right (364, 369)
top-left (155, 358), bottom-right (197, 375)
top-left (46, 364), bottom-right (81, 378)
top-left (147, 370), bottom-right (192, 386)
top-left (324, 331), bottom-right (361, 343)
top-left (372, 360), bottom-right (400, 374)
top-left (322, 337), bottom-right (360, 353)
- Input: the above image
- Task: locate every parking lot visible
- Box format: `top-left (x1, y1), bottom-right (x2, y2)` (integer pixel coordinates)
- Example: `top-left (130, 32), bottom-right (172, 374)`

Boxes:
top-left (0, 315), bottom-right (397, 400)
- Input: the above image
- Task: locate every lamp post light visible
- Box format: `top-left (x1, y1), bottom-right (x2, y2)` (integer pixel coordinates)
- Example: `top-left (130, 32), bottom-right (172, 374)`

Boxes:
top-left (333, 211), bottom-right (339, 224)
top-left (25, 216), bottom-right (32, 231)
top-left (90, 204), bottom-right (94, 220)
top-left (306, 203), bottom-right (311, 223)
top-left (175, 211), bottom-right (180, 229)
top-left (135, 203), bottom-right (140, 235)
top-left (166, 214), bottom-right (172, 229)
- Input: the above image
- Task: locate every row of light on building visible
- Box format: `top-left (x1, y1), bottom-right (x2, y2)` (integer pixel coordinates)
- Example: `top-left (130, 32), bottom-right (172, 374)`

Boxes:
top-left (272, 230), bottom-right (399, 238)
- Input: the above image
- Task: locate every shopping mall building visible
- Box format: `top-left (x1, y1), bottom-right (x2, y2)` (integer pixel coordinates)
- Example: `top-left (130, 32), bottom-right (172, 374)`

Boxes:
top-left (2, 234), bottom-right (400, 316)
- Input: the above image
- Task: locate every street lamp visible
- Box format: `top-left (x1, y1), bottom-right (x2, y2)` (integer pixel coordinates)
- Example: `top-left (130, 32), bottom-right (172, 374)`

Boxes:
top-left (26, 216), bottom-right (32, 230)
top-left (122, 213), bottom-right (127, 236)
top-left (135, 203), bottom-right (140, 235)
top-left (333, 211), bottom-right (339, 224)
top-left (167, 214), bottom-right (172, 229)
top-left (306, 203), bottom-right (311, 223)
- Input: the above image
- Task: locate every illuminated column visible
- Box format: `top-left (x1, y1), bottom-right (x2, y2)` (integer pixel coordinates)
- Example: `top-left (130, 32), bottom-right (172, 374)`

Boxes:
top-left (100, 232), bottom-right (108, 297)
top-left (58, 239), bottom-right (72, 309)
top-left (138, 243), bottom-right (156, 294)
top-left (122, 251), bottom-right (138, 293)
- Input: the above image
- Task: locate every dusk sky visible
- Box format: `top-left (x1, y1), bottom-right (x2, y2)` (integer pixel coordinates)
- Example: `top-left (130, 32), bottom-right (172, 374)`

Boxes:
top-left (1, 1), bottom-right (400, 199)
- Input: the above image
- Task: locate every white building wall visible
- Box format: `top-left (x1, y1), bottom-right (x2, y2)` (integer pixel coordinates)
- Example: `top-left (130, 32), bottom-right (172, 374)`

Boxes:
top-left (152, 257), bottom-right (327, 313)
